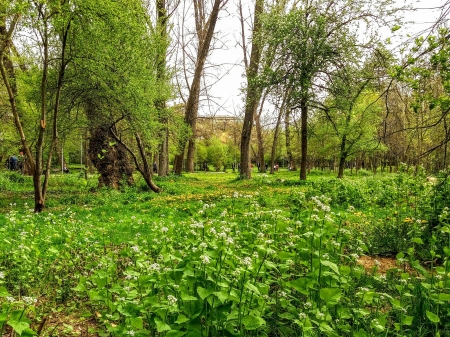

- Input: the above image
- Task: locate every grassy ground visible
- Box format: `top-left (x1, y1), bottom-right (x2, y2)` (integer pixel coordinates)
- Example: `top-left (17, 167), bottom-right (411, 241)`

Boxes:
top-left (0, 167), bottom-right (449, 336)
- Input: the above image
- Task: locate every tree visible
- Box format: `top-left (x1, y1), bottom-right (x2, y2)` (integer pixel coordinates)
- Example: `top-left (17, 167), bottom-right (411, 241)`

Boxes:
top-left (240, 0), bottom-right (264, 179)
top-left (173, 0), bottom-right (228, 175)
top-left (1, 0), bottom-right (74, 211)
top-left (323, 65), bottom-right (383, 178)
top-left (260, 0), bottom-right (399, 180)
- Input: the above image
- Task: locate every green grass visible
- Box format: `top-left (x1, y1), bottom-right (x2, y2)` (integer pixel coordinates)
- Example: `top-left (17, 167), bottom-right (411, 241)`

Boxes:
top-left (0, 167), bottom-right (449, 336)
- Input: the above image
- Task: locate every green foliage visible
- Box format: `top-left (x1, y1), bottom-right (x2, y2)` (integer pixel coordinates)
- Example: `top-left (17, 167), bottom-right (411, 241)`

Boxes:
top-left (1, 170), bottom-right (450, 335)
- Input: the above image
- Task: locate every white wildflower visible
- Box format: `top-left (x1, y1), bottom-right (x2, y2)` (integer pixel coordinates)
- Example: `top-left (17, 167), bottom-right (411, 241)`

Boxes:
top-left (200, 255), bottom-right (210, 264)
top-left (167, 295), bottom-right (178, 305)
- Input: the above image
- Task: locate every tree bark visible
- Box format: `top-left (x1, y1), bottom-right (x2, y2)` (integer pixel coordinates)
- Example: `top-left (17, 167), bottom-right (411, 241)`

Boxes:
top-left (0, 13), bottom-right (36, 175)
top-left (240, 0), bottom-right (264, 179)
top-left (85, 100), bottom-right (134, 189)
top-left (156, 0), bottom-right (169, 176)
top-left (175, 0), bottom-right (224, 175)
top-left (285, 107), bottom-right (296, 170)
top-left (300, 97), bottom-right (308, 180)
top-left (255, 91), bottom-right (268, 173)
top-left (270, 106), bottom-right (283, 174)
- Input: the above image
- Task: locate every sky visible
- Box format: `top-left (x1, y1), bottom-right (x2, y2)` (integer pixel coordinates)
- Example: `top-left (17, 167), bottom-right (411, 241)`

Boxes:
top-left (202, 0), bottom-right (446, 117)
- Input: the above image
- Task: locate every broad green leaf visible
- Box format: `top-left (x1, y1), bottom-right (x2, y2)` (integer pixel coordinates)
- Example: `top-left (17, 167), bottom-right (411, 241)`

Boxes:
top-left (353, 330), bottom-right (368, 337)
top-left (288, 278), bottom-right (312, 295)
top-left (197, 287), bottom-right (213, 300)
top-left (402, 316), bottom-right (413, 325)
top-left (245, 282), bottom-right (260, 295)
top-left (130, 317), bottom-right (143, 329)
top-left (319, 288), bottom-right (342, 304)
top-left (175, 315), bottom-right (189, 324)
top-left (8, 321), bottom-right (29, 335)
top-left (411, 237), bottom-right (423, 245)
top-left (242, 315), bottom-right (266, 330)
top-left (321, 260), bottom-right (340, 275)
top-left (166, 330), bottom-right (186, 337)
top-left (0, 287), bottom-right (9, 297)
top-left (155, 317), bottom-right (171, 332)
top-left (426, 310), bottom-right (440, 323)
top-left (213, 291), bottom-right (228, 302)
top-left (438, 293), bottom-right (450, 301)
top-left (181, 293), bottom-right (197, 301)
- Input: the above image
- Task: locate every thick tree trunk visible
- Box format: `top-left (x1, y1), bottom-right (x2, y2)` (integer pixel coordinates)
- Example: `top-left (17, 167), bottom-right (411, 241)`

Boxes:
top-left (156, 0), bottom-right (169, 176)
top-left (240, 0), bottom-right (264, 179)
top-left (85, 99), bottom-right (134, 188)
top-left (300, 98), bottom-right (308, 180)
top-left (88, 124), bottom-right (134, 189)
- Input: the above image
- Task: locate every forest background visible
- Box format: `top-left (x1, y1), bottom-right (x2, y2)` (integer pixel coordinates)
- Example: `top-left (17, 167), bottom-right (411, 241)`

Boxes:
top-left (0, 0), bottom-right (449, 212)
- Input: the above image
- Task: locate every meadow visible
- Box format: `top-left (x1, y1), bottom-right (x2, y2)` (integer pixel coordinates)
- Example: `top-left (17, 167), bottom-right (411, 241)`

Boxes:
top-left (0, 167), bottom-right (449, 336)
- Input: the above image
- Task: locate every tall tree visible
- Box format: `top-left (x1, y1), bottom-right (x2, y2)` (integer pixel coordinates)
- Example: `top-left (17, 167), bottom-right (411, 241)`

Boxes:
top-left (173, 0), bottom-right (227, 174)
top-left (260, 0), bottom-right (399, 180)
top-left (240, 0), bottom-right (264, 179)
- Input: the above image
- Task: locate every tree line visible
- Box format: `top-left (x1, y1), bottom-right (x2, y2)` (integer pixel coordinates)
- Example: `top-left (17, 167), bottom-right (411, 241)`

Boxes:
top-left (1, 0), bottom-right (449, 211)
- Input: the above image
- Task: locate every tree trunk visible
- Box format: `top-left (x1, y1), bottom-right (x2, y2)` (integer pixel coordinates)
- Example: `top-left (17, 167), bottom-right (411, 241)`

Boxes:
top-left (176, 0), bottom-right (223, 174)
top-left (156, 0), bottom-right (170, 176)
top-left (0, 16), bottom-right (36, 175)
top-left (270, 107), bottom-right (283, 174)
top-left (255, 90), bottom-right (268, 173)
top-left (240, 0), bottom-right (264, 179)
top-left (300, 97), bottom-right (308, 180)
top-left (337, 136), bottom-right (347, 179)
top-left (85, 98), bottom-right (134, 189)
top-left (285, 107), bottom-right (296, 171)
top-left (88, 124), bottom-right (134, 189)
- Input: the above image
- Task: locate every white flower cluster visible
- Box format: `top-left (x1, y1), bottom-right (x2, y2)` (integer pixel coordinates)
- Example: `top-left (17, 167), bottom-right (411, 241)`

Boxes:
top-left (200, 255), bottom-right (210, 265)
top-left (311, 195), bottom-right (331, 213)
top-left (167, 295), bottom-right (177, 305)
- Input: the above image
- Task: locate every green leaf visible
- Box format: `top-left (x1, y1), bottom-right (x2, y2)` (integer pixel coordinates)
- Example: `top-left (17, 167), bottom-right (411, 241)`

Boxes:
top-left (20, 328), bottom-right (36, 337)
top-left (181, 293), bottom-right (197, 301)
top-left (353, 330), bottom-right (368, 337)
top-left (8, 321), bottom-right (30, 335)
top-left (72, 279), bottom-right (86, 292)
top-left (241, 315), bottom-right (266, 330)
top-left (197, 286), bottom-right (213, 300)
top-left (402, 316), bottom-right (413, 326)
top-left (130, 317), bottom-right (143, 329)
top-left (175, 315), bottom-right (189, 324)
top-left (321, 260), bottom-right (340, 275)
top-left (438, 293), bottom-right (450, 301)
top-left (411, 237), bottom-right (423, 245)
top-left (0, 286), bottom-right (9, 297)
top-left (288, 278), bottom-right (312, 295)
top-left (245, 282), bottom-right (260, 295)
top-left (166, 331), bottom-right (186, 337)
top-left (213, 291), bottom-right (228, 302)
top-left (319, 288), bottom-right (342, 305)
top-left (391, 25), bottom-right (401, 32)
top-left (426, 310), bottom-right (440, 323)
top-left (155, 318), bottom-right (171, 332)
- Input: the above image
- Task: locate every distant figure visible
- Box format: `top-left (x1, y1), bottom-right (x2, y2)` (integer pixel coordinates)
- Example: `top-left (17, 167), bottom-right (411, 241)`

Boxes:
top-left (63, 164), bottom-right (70, 173)
top-left (153, 161), bottom-right (157, 173)
top-left (203, 162), bottom-right (207, 172)
top-left (10, 155), bottom-right (18, 170)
